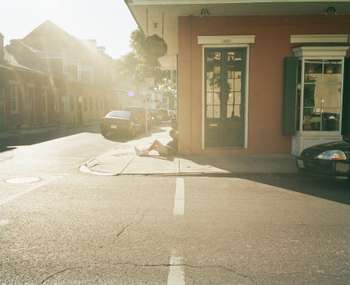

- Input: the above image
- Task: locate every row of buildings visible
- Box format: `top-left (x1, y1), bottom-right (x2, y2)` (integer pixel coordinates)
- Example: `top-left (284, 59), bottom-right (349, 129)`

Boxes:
top-left (0, 21), bottom-right (118, 131)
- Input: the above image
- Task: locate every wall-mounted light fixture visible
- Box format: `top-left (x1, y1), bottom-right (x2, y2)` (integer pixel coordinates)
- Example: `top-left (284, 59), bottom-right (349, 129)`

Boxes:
top-left (200, 8), bottom-right (210, 17)
top-left (325, 6), bottom-right (337, 16)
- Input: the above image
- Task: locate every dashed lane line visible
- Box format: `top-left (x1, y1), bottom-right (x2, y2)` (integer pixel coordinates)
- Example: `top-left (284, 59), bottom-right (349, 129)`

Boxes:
top-left (174, 177), bottom-right (185, 216)
top-left (167, 254), bottom-right (186, 285)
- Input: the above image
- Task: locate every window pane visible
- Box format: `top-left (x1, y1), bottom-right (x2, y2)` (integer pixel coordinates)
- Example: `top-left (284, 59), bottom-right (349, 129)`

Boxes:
top-left (206, 106), bottom-right (213, 118)
top-left (227, 93), bottom-right (234, 104)
top-left (213, 106), bottom-right (220, 118)
top-left (303, 59), bottom-right (342, 131)
top-left (303, 84), bottom-right (315, 108)
top-left (303, 109), bottom-right (320, 131)
top-left (324, 60), bottom-right (342, 75)
top-left (235, 92), bottom-right (241, 105)
top-left (227, 105), bottom-right (233, 118)
top-left (234, 105), bottom-right (241, 118)
top-left (234, 71), bottom-right (241, 79)
top-left (213, 93), bottom-right (221, 105)
top-left (234, 79), bottom-right (241, 92)
top-left (206, 93), bottom-right (213, 105)
top-left (227, 79), bottom-right (233, 91)
top-left (227, 51), bottom-right (235, 62)
top-left (304, 61), bottom-right (322, 83)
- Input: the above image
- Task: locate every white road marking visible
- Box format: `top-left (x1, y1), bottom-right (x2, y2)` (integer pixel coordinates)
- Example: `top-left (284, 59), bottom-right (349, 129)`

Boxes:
top-left (167, 254), bottom-right (185, 285)
top-left (174, 178), bottom-right (185, 216)
top-left (0, 177), bottom-right (58, 207)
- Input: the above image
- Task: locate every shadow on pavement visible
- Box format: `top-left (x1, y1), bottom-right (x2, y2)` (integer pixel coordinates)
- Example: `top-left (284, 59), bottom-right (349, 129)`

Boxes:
top-left (213, 173), bottom-right (350, 206)
top-left (0, 124), bottom-right (100, 149)
top-left (103, 125), bottom-right (168, 143)
top-left (173, 154), bottom-right (350, 205)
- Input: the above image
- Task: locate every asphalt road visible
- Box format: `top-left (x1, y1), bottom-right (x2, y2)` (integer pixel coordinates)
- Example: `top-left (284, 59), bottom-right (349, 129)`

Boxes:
top-left (0, 126), bottom-right (349, 285)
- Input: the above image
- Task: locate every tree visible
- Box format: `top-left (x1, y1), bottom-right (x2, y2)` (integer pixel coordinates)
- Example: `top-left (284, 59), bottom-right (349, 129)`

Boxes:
top-left (114, 29), bottom-right (174, 102)
top-left (125, 29), bottom-right (168, 83)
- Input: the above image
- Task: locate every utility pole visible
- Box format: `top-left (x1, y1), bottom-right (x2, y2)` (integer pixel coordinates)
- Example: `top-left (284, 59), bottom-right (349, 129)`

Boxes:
top-left (144, 78), bottom-right (155, 134)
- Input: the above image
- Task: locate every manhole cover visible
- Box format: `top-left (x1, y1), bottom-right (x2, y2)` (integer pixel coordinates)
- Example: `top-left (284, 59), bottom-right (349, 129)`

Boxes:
top-left (5, 177), bottom-right (41, 184)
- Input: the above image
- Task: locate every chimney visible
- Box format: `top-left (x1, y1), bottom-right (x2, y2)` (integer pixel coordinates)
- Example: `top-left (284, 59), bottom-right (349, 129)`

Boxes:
top-left (0, 33), bottom-right (4, 63)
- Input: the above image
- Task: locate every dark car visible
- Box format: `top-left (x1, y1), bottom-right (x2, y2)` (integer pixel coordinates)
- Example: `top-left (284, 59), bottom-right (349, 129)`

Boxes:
top-left (296, 136), bottom-right (350, 179)
top-left (100, 110), bottom-right (145, 138)
top-left (126, 107), bottom-right (152, 129)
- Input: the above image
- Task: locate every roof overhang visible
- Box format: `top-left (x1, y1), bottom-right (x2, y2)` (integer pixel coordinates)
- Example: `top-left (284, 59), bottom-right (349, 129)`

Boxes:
top-left (125, 0), bottom-right (350, 69)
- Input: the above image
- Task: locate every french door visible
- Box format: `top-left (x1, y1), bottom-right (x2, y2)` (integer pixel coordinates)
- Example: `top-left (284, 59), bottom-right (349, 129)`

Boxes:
top-left (204, 47), bottom-right (247, 147)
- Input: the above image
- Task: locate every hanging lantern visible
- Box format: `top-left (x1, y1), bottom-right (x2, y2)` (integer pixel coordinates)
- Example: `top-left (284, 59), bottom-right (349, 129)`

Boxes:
top-left (144, 34), bottom-right (167, 58)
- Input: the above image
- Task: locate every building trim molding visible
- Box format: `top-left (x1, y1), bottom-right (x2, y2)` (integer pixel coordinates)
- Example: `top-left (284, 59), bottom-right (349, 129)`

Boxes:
top-left (293, 46), bottom-right (349, 58)
top-left (198, 35), bottom-right (255, 45)
top-left (128, 0), bottom-right (350, 5)
top-left (290, 34), bottom-right (349, 44)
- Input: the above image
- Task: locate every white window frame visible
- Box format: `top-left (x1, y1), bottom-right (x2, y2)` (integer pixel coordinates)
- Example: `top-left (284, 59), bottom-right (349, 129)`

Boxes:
top-left (293, 46), bottom-right (348, 136)
top-left (201, 44), bottom-right (250, 150)
top-left (291, 46), bottom-right (349, 155)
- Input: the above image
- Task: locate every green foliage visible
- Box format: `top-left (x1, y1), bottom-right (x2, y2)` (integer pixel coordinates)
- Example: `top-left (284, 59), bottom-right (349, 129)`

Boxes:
top-left (114, 28), bottom-right (174, 99)
top-left (123, 29), bottom-right (168, 83)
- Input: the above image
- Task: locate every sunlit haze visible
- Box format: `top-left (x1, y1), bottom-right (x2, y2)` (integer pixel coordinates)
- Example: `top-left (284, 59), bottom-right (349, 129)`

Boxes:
top-left (0, 0), bottom-right (137, 59)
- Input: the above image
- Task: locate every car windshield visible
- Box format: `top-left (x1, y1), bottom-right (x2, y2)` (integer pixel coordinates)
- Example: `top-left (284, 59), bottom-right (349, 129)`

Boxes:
top-left (106, 111), bottom-right (131, 119)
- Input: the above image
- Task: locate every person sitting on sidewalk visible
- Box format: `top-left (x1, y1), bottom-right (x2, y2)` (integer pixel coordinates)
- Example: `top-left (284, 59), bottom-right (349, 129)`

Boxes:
top-left (135, 122), bottom-right (178, 157)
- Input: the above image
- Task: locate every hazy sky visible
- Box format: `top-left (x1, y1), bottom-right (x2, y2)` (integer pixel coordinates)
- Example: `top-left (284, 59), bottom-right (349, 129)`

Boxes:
top-left (0, 0), bottom-right (137, 59)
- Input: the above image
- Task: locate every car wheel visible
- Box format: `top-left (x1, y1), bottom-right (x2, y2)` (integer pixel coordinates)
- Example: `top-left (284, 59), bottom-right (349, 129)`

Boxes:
top-left (102, 131), bottom-right (111, 139)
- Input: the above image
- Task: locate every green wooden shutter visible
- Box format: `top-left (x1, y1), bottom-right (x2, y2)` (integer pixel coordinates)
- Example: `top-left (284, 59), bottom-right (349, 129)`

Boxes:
top-left (342, 57), bottom-right (350, 137)
top-left (282, 57), bottom-right (299, 136)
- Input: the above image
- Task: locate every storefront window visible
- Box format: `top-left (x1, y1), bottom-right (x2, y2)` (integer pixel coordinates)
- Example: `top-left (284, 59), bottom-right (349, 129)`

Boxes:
top-left (302, 59), bottom-right (342, 131)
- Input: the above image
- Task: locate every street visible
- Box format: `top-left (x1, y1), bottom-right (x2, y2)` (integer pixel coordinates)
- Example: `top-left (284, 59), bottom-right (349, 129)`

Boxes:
top-left (0, 126), bottom-right (350, 285)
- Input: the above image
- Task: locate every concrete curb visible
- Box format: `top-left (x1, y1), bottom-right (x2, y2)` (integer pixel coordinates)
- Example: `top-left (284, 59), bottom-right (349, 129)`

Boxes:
top-left (80, 154), bottom-right (298, 177)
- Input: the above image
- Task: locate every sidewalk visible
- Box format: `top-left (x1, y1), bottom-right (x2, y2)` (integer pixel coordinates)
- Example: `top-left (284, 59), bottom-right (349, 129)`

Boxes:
top-left (81, 128), bottom-right (297, 176)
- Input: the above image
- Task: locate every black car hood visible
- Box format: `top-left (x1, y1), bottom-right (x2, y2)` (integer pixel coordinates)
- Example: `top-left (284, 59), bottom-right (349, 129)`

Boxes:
top-left (302, 139), bottom-right (350, 158)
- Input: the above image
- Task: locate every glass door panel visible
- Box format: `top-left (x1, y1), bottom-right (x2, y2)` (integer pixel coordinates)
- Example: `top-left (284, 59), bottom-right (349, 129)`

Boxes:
top-left (204, 48), bottom-right (246, 147)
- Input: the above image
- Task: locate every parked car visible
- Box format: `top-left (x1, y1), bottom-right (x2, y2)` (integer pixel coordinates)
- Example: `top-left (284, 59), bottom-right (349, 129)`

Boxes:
top-left (100, 110), bottom-right (145, 138)
top-left (296, 136), bottom-right (350, 179)
top-left (149, 109), bottom-right (161, 126)
top-left (126, 107), bottom-right (153, 129)
top-left (158, 109), bottom-right (170, 121)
